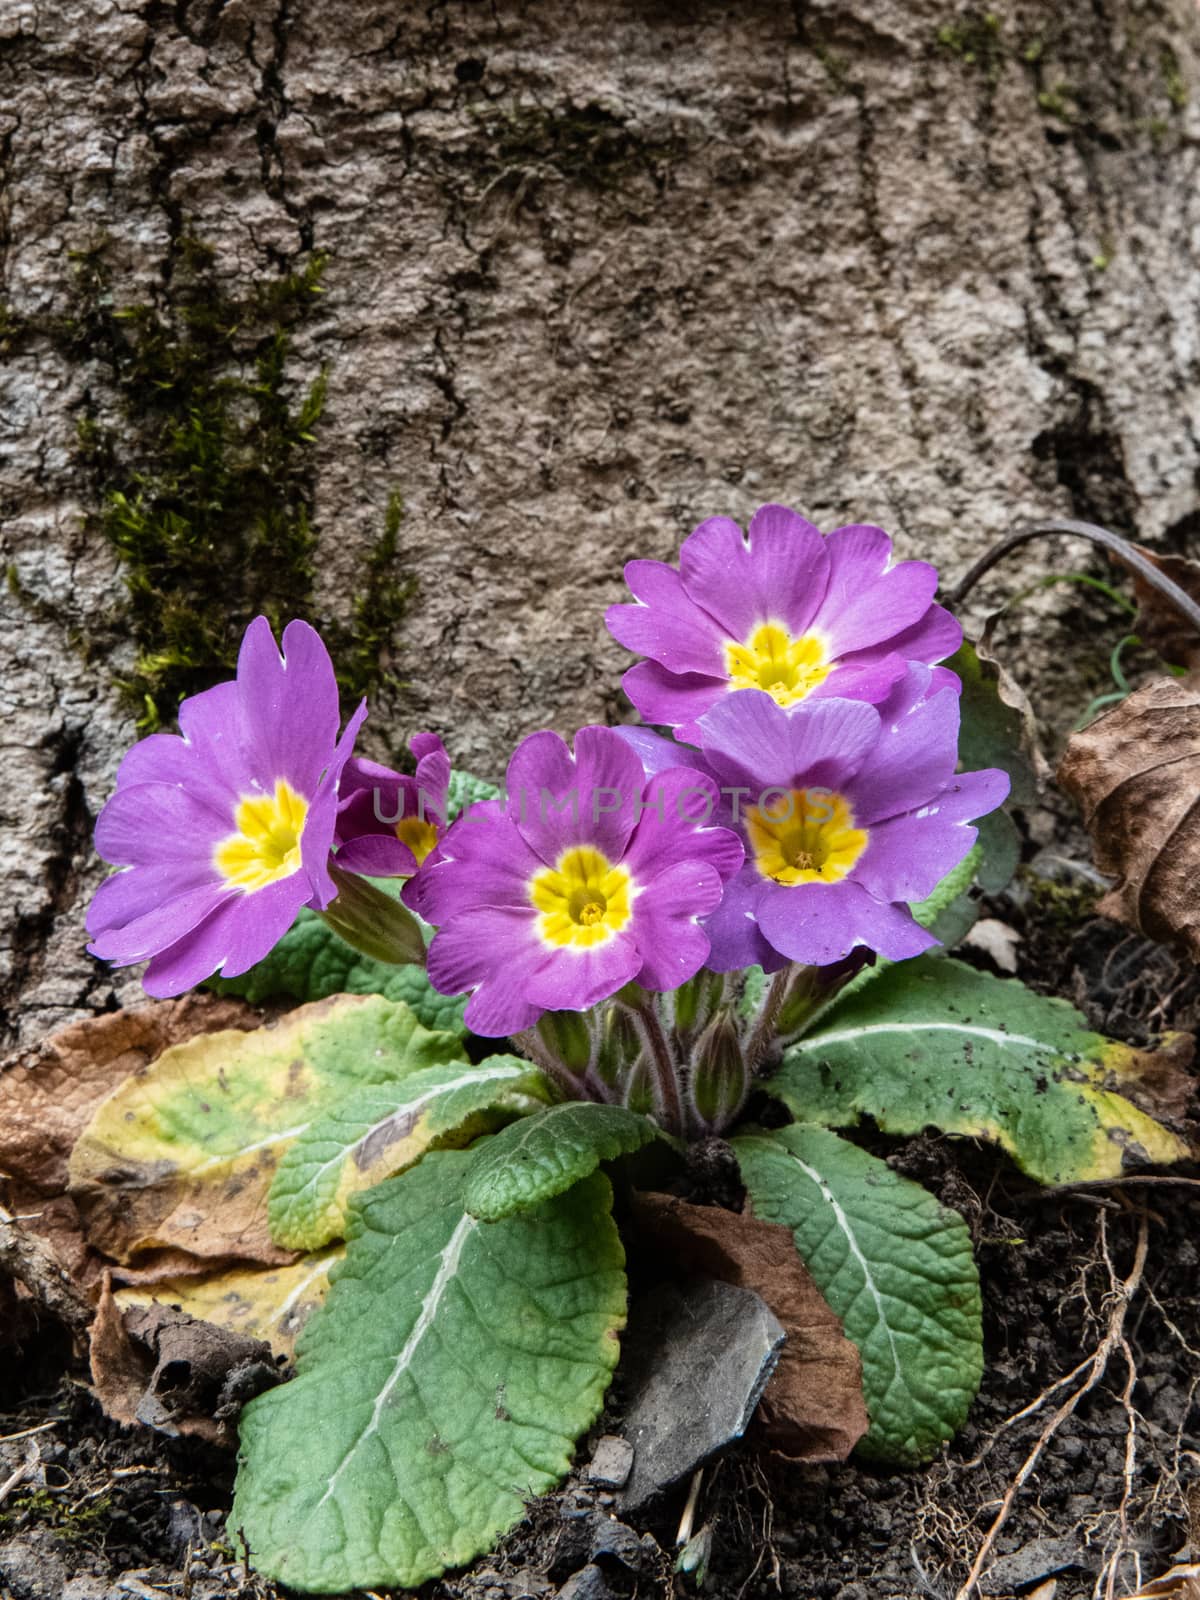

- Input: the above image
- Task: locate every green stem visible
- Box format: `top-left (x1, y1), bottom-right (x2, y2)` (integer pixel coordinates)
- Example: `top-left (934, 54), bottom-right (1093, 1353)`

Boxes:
top-left (743, 966), bottom-right (794, 1074)
top-left (511, 1029), bottom-right (589, 1103)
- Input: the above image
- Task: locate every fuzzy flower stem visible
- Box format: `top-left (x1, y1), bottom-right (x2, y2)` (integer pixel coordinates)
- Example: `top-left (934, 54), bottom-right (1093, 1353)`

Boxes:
top-left (511, 1028), bottom-right (590, 1103)
top-left (744, 966), bottom-right (795, 1075)
top-left (626, 996), bottom-right (684, 1138)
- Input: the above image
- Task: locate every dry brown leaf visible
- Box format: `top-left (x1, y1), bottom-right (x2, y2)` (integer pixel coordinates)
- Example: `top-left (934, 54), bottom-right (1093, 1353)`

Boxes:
top-left (1118, 544), bottom-right (1200, 671)
top-left (0, 995), bottom-right (258, 1196)
top-left (90, 1275), bottom-right (281, 1446)
top-left (0, 997), bottom-right (259, 1303)
top-left (115, 1247), bottom-right (341, 1361)
top-left (1124, 1565), bottom-right (1200, 1600)
top-left (632, 1192), bottom-right (868, 1462)
top-left (1059, 672), bottom-right (1200, 961)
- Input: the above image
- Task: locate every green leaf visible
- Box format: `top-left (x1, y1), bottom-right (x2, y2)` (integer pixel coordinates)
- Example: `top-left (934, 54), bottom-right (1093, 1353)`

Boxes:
top-left (209, 906), bottom-right (467, 1034)
top-left (269, 1055), bottom-right (550, 1249)
top-left (68, 995), bottom-right (473, 1267)
top-left (233, 1151), bottom-right (626, 1594)
top-left (464, 1102), bottom-right (670, 1221)
top-left (774, 956), bottom-right (1189, 1185)
top-left (447, 767), bottom-right (501, 816)
top-left (946, 640), bottom-right (1039, 807)
top-left (946, 640), bottom-right (1042, 892)
top-left (909, 843), bottom-right (982, 946)
top-left (733, 1125), bottom-right (982, 1464)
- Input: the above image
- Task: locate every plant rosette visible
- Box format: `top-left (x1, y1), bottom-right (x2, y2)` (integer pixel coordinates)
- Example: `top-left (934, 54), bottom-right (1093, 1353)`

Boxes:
top-left (78, 505), bottom-right (1192, 1595)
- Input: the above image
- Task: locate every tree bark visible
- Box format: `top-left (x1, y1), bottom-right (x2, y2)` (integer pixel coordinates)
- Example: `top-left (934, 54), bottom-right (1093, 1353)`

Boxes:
top-left (2, 0), bottom-right (1198, 1044)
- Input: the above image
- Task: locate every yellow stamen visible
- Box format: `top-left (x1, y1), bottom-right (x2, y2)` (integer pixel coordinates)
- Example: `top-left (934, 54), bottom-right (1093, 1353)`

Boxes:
top-left (746, 789), bottom-right (867, 886)
top-left (396, 815), bottom-right (439, 866)
top-left (726, 623), bottom-right (830, 707)
top-left (531, 846), bottom-right (633, 949)
top-left (214, 779), bottom-right (309, 892)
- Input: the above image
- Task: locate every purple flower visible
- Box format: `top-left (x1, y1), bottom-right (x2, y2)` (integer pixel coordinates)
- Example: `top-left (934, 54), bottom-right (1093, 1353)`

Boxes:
top-left (335, 733), bottom-right (451, 877)
top-left (606, 504), bottom-right (962, 741)
top-left (404, 725), bottom-right (744, 1037)
top-left (87, 618), bottom-right (366, 997)
top-left (621, 668), bottom-right (1008, 971)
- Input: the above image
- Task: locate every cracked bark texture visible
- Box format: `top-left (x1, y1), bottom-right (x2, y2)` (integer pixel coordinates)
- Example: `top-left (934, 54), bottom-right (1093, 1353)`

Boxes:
top-left (2, 0), bottom-right (1199, 1046)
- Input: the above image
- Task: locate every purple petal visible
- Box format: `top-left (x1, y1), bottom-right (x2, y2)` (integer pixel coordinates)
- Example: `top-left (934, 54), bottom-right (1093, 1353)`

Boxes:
top-left (87, 859), bottom-right (224, 937)
top-left (616, 724), bottom-right (705, 781)
top-left (236, 617), bottom-right (341, 796)
top-left (300, 699), bottom-right (368, 910)
top-left (88, 880), bottom-right (232, 963)
top-left (629, 859), bottom-right (724, 991)
top-left (854, 769), bottom-right (1010, 902)
top-left (140, 875), bottom-right (309, 997)
top-left (816, 527), bottom-right (939, 657)
top-left (697, 691), bottom-right (882, 795)
top-left (411, 733), bottom-right (451, 814)
top-left (622, 768), bottom-right (744, 883)
top-left (700, 868), bottom-right (787, 974)
top-left (808, 653), bottom-right (910, 705)
top-left (523, 933), bottom-right (642, 1013)
top-left (620, 660), bottom-right (724, 734)
top-left (757, 878), bottom-right (937, 965)
top-left (404, 808), bottom-right (543, 924)
top-left (334, 835), bottom-right (420, 876)
top-left (95, 782), bottom-right (231, 867)
top-left (506, 726), bottom-right (644, 865)
top-left (679, 505), bottom-right (830, 640)
top-left (843, 601), bottom-right (962, 669)
top-left (425, 907), bottom-right (550, 1037)
top-left (606, 561), bottom-right (728, 677)
top-left (843, 679), bottom-right (963, 826)
top-left (176, 680), bottom-right (254, 800)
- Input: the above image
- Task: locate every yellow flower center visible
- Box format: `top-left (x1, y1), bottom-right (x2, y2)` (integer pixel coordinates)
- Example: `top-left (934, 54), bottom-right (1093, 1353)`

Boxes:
top-left (214, 779), bottom-right (308, 892)
top-left (746, 789), bottom-right (868, 886)
top-left (396, 815), bottom-right (439, 866)
top-left (725, 623), bottom-right (831, 707)
top-left (531, 846), bottom-right (633, 949)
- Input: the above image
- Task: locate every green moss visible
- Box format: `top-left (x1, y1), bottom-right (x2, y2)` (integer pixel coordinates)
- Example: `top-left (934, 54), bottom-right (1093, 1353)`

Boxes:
top-left (0, 1488), bottom-right (113, 1543)
top-left (471, 100), bottom-right (683, 192)
top-left (936, 12), bottom-right (1006, 82)
top-left (1037, 82), bottom-right (1078, 122)
top-left (1019, 869), bottom-right (1100, 931)
top-left (328, 489), bottom-right (417, 704)
top-left (1161, 45), bottom-right (1188, 111)
top-left (5, 236), bottom-right (414, 731)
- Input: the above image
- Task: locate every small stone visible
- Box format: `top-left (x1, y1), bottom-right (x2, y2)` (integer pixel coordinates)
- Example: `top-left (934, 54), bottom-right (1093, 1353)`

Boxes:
top-left (585, 1434), bottom-right (634, 1489)
top-left (979, 1536), bottom-right (1098, 1594)
top-left (616, 1277), bottom-right (785, 1511)
top-left (588, 1515), bottom-right (642, 1572)
top-left (556, 1563), bottom-right (618, 1600)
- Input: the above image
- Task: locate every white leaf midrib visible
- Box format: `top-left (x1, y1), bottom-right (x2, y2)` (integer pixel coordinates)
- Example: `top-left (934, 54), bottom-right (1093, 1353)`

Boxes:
top-left (783, 1148), bottom-right (903, 1400)
top-left (798, 1019), bottom-right (1046, 1054)
top-left (294, 1063), bottom-right (526, 1202)
top-left (316, 1210), bottom-right (477, 1510)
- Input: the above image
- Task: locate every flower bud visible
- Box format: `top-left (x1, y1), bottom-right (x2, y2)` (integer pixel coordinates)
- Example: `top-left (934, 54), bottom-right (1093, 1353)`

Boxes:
top-left (621, 1054), bottom-right (657, 1116)
top-left (318, 866), bottom-right (427, 966)
top-left (671, 968), bottom-right (726, 1039)
top-left (594, 1005), bottom-right (641, 1092)
top-left (689, 1009), bottom-right (748, 1133)
top-left (536, 1010), bottom-right (593, 1076)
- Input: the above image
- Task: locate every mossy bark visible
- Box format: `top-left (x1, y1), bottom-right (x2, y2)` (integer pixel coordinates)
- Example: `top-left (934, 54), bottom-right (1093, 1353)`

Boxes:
top-left (2, 0), bottom-right (1199, 1043)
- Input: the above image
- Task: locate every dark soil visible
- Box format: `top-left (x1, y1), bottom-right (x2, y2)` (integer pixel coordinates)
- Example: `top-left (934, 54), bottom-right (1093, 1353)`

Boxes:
top-left (3, 861), bottom-right (1199, 1600)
